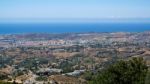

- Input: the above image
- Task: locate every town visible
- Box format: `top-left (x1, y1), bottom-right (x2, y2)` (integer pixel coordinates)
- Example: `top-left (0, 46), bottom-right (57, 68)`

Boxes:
top-left (0, 32), bottom-right (150, 84)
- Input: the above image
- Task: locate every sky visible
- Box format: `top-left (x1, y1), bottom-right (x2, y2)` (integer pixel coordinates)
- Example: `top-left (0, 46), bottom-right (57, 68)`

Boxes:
top-left (0, 0), bottom-right (150, 21)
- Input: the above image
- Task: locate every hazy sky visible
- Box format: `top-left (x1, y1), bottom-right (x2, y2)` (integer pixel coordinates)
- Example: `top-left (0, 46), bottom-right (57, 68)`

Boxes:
top-left (0, 0), bottom-right (150, 20)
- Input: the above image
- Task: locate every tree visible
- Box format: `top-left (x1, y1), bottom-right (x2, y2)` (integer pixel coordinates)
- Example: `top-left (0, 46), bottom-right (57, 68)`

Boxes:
top-left (90, 57), bottom-right (148, 84)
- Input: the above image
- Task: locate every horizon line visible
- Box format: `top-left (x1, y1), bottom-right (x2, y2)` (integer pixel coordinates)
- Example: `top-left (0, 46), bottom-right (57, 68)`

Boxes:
top-left (0, 18), bottom-right (150, 23)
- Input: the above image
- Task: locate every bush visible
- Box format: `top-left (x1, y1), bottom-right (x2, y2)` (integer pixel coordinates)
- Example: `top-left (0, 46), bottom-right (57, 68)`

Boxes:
top-left (90, 57), bottom-right (148, 84)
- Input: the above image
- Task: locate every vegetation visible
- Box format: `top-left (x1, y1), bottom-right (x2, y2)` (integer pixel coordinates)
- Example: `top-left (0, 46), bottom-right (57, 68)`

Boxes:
top-left (58, 60), bottom-right (74, 73)
top-left (58, 54), bottom-right (83, 73)
top-left (145, 68), bottom-right (150, 84)
top-left (35, 76), bottom-right (48, 81)
top-left (0, 55), bottom-right (14, 68)
top-left (89, 57), bottom-right (148, 84)
top-left (0, 74), bottom-right (8, 80)
top-left (0, 81), bottom-right (13, 84)
top-left (18, 57), bottom-right (49, 71)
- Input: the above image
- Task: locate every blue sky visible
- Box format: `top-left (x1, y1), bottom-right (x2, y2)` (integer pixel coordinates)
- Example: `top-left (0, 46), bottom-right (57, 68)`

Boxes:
top-left (0, 0), bottom-right (150, 20)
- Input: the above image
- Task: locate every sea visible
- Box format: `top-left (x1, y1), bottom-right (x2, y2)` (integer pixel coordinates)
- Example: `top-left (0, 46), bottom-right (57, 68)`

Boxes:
top-left (0, 22), bottom-right (150, 34)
